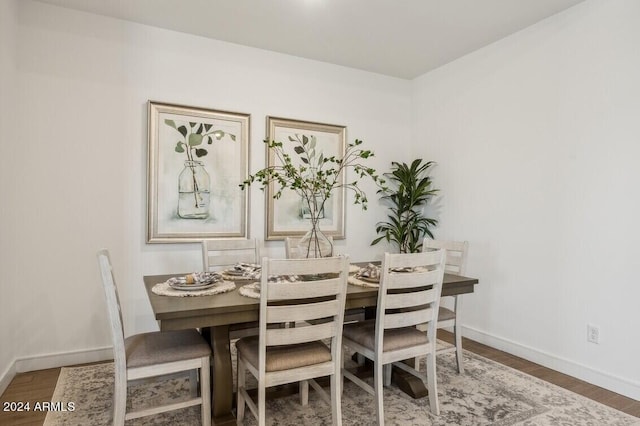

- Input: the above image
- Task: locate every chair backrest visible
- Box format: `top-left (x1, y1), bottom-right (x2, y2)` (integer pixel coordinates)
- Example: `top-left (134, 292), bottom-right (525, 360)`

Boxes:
top-left (258, 255), bottom-right (349, 371)
top-left (284, 236), bottom-right (334, 259)
top-left (422, 239), bottom-right (468, 275)
top-left (376, 250), bottom-right (446, 352)
top-left (202, 238), bottom-right (259, 271)
top-left (97, 249), bottom-right (127, 375)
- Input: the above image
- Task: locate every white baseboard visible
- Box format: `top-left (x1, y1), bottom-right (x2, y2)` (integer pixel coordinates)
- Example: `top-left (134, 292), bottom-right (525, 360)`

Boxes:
top-left (0, 346), bottom-right (113, 396)
top-left (14, 346), bottom-right (113, 374)
top-left (463, 326), bottom-right (640, 401)
top-left (0, 360), bottom-right (16, 396)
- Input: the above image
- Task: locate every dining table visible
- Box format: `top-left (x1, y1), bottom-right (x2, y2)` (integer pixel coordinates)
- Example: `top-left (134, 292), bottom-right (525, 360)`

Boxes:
top-left (143, 265), bottom-right (479, 426)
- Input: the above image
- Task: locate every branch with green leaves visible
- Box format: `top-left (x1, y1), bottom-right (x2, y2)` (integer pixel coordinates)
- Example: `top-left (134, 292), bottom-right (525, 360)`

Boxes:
top-left (240, 136), bottom-right (386, 220)
top-left (164, 119), bottom-right (236, 162)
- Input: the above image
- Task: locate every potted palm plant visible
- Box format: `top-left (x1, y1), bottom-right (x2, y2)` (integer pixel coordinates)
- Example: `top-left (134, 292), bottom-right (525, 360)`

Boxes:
top-left (241, 136), bottom-right (384, 257)
top-left (371, 159), bottom-right (438, 253)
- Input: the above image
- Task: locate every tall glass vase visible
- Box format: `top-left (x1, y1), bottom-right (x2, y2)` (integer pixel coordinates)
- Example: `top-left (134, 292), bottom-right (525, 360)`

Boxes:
top-left (178, 160), bottom-right (210, 219)
top-left (297, 221), bottom-right (333, 258)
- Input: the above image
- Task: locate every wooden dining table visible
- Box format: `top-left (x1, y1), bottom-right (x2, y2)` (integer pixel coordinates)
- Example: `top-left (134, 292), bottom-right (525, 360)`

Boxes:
top-left (143, 268), bottom-right (479, 426)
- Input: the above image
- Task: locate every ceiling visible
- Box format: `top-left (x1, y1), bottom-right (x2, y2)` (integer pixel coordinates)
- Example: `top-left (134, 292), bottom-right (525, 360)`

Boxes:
top-left (35, 0), bottom-right (584, 79)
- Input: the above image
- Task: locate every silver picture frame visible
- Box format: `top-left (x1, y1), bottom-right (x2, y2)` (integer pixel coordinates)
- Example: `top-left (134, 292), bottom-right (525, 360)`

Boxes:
top-left (147, 101), bottom-right (250, 243)
top-left (265, 116), bottom-right (346, 240)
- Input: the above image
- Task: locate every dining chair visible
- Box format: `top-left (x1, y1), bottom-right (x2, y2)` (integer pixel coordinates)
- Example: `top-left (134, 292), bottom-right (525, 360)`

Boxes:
top-left (284, 236), bottom-right (363, 326)
top-left (284, 235), bottom-right (334, 259)
top-left (235, 255), bottom-right (350, 426)
top-left (202, 238), bottom-right (261, 338)
top-left (97, 249), bottom-right (211, 425)
top-left (202, 238), bottom-right (260, 271)
top-left (422, 239), bottom-right (469, 373)
top-left (342, 250), bottom-right (446, 424)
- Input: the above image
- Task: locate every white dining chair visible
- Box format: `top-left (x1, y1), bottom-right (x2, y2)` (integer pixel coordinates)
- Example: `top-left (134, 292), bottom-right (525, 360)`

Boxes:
top-left (342, 250), bottom-right (446, 424)
top-left (202, 238), bottom-right (261, 338)
top-left (235, 255), bottom-right (350, 426)
top-left (422, 239), bottom-right (469, 373)
top-left (202, 238), bottom-right (260, 271)
top-left (97, 249), bottom-right (211, 425)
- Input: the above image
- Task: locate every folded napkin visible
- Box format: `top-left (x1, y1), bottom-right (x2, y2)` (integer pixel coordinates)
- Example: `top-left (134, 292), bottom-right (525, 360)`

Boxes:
top-left (356, 263), bottom-right (380, 281)
top-left (167, 272), bottom-right (222, 286)
top-left (223, 263), bottom-right (261, 280)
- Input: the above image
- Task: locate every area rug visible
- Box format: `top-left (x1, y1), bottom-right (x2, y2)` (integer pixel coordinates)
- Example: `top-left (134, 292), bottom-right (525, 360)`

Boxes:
top-left (45, 344), bottom-right (639, 426)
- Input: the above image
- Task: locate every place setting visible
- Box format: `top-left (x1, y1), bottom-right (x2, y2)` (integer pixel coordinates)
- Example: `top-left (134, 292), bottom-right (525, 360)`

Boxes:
top-left (348, 263), bottom-right (381, 287)
top-left (221, 262), bottom-right (262, 281)
top-left (238, 274), bottom-right (301, 299)
top-left (151, 271), bottom-right (236, 297)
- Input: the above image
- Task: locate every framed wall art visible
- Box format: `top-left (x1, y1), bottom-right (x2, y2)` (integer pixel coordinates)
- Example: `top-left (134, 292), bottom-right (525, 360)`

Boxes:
top-left (147, 101), bottom-right (249, 243)
top-left (265, 116), bottom-right (346, 240)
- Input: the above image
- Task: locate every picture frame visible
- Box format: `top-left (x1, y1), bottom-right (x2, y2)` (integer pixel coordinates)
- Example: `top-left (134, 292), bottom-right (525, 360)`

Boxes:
top-left (265, 116), bottom-right (346, 240)
top-left (147, 101), bottom-right (250, 243)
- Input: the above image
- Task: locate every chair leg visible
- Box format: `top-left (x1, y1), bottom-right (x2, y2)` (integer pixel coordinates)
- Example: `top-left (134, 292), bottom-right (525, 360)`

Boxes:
top-left (374, 360), bottom-right (385, 426)
top-left (383, 364), bottom-right (392, 387)
top-left (113, 373), bottom-right (127, 425)
top-left (258, 380), bottom-right (266, 426)
top-left (340, 347), bottom-right (345, 394)
top-left (425, 353), bottom-right (439, 415)
top-left (330, 372), bottom-right (342, 426)
top-left (300, 380), bottom-right (309, 406)
top-left (454, 320), bottom-right (464, 374)
top-left (200, 357), bottom-right (211, 426)
top-left (236, 358), bottom-right (246, 422)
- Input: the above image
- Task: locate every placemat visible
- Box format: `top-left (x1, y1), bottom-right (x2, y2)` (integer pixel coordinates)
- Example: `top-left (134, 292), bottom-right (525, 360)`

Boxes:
top-left (348, 275), bottom-right (379, 288)
top-left (152, 280), bottom-right (236, 297)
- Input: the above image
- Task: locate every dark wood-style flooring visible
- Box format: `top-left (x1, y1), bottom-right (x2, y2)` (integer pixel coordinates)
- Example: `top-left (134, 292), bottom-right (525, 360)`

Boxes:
top-left (1, 331), bottom-right (638, 425)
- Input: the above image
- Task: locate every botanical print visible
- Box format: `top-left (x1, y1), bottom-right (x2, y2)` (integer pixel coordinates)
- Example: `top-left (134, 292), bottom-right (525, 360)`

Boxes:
top-left (147, 101), bottom-right (249, 242)
top-left (266, 117), bottom-right (346, 240)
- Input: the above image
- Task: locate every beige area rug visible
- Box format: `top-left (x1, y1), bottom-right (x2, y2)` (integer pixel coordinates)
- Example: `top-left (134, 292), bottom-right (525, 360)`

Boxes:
top-left (45, 344), bottom-right (639, 426)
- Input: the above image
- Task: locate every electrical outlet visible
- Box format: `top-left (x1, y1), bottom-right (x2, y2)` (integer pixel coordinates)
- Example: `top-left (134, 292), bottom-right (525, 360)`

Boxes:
top-left (587, 324), bottom-right (600, 344)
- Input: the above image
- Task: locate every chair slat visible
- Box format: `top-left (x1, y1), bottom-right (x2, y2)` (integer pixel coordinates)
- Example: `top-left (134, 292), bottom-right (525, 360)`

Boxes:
top-left (206, 253), bottom-right (254, 267)
top-left (385, 288), bottom-right (437, 310)
top-left (202, 238), bottom-right (260, 272)
top-left (266, 299), bottom-right (340, 323)
top-left (267, 256), bottom-right (344, 276)
top-left (384, 307), bottom-right (435, 329)
top-left (386, 251), bottom-right (443, 269)
top-left (265, 322), bottom-right (336, 346)
top-left (385, 269), bottom-right (442, 289)
top-left (266, 278), bottom-right (343, 300)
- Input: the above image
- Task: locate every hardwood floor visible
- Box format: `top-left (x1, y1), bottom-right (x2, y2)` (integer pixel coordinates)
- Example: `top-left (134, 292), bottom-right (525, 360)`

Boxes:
top-left (1, 332), bottom-right (638, 425)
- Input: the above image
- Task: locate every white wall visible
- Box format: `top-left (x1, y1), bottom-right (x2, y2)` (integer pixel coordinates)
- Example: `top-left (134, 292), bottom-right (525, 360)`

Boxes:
top-left (412, 0), bottom-right (640, 399)
top-left (4, 0), bottom-right (638, 402)
top-left (0, 0), bottom-right (19, 394)
top-left (0, 0), bottom-right (411, 382)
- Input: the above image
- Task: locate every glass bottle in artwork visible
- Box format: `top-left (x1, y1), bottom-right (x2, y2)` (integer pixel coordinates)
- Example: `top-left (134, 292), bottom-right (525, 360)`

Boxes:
top-left (178, 160), bottom-right (210, 219)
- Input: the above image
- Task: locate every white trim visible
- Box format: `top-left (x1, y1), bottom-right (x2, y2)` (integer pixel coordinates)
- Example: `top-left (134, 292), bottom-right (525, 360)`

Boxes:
top-left (14, 346), bottom-right (113, 374)
top-left (0, 360), bottom-right (17, 396)
top-left (463, 326), bottom-right (640, 401)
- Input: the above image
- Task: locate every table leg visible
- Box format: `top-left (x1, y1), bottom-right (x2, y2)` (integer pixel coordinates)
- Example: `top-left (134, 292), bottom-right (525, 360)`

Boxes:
top-left (202, 326), bottom-right (236, 426)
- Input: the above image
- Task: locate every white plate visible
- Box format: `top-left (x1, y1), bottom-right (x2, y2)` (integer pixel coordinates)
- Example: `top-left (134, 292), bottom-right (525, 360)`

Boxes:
top-left (358, 276), bottom-right (380, 284)
top-left (169, 281), bottom-right (217, 291)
